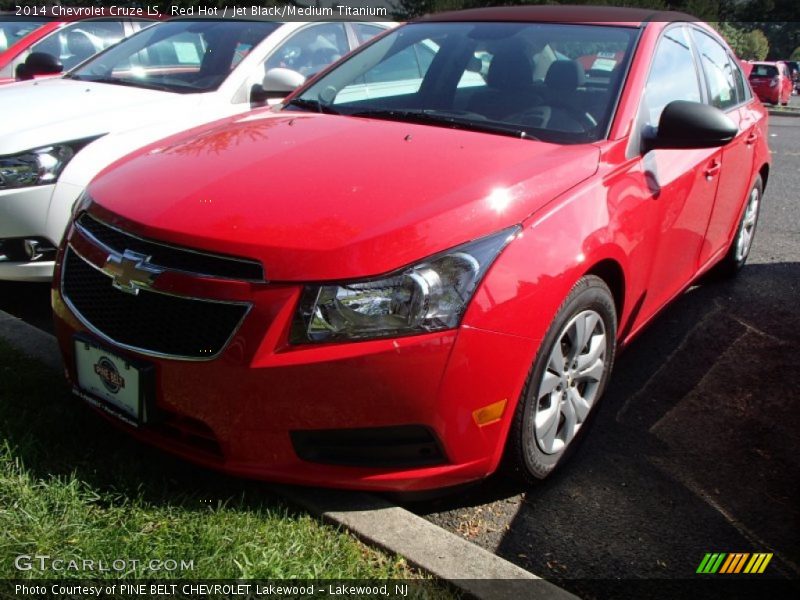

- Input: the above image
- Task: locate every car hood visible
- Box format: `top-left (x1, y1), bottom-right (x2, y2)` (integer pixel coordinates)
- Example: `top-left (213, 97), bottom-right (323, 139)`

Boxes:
top-left (0, 78), bottom-right (199, 154)
top-left (88, 111), bottom-right (601, 281)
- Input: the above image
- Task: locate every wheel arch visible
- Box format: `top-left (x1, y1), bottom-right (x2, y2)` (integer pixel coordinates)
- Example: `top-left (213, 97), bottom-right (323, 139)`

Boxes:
top-left (759, 162), bottom-right (770, 191)
top-left (584, 258), bottom-right (625, 324)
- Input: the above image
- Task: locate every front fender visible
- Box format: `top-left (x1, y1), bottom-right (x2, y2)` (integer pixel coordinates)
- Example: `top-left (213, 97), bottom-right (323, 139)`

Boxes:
top-left (464, 176), bottom-right (635, 344)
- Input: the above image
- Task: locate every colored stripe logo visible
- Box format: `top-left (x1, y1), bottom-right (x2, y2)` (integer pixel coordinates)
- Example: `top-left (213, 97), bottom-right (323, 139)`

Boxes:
top-left (697, 553), bottom-right (773, 574)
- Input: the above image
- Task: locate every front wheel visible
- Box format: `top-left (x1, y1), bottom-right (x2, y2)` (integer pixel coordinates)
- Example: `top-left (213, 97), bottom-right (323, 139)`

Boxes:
top-left (506, 275), bottom-right (617, 483)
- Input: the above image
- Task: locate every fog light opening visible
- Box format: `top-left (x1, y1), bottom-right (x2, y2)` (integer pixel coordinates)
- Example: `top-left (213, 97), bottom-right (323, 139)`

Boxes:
top-left (0, 237), bottom-right (57, 263)
top-left (24, 239), bottom-right (43, 260)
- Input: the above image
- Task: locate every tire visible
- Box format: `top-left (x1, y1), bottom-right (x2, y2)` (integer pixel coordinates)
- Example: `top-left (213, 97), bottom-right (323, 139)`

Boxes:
top-left (713, 175), bottom-right (763, 278)
top-left (505, 275), bottom-right (617, 484)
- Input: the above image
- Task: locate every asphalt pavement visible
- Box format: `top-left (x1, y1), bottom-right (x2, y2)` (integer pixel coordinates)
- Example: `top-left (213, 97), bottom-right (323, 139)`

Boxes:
top-left (0, 108), bottom-right (798, 600)
top-left (407, 113), bottom-right (800, 597)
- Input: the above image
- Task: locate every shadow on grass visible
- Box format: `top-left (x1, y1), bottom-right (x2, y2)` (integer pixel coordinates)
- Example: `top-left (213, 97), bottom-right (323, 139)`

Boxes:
top-left (0, 340), bottom-right (284, 515)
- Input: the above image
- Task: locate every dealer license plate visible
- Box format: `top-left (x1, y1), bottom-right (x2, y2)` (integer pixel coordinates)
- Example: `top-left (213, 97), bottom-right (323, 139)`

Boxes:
top-left (74, 338), bottom-right (146, 425)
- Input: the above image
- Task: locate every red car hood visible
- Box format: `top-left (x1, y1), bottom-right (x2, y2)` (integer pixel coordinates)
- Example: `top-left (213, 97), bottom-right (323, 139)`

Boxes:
top-left (88, 111), bottom-right (600, 281)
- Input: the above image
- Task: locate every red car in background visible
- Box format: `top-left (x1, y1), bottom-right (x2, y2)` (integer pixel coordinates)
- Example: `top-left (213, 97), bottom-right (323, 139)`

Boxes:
top-left (0, 16), bottom-right (155, 83)
top-left (53, 6), bottom-right (770, 491)
top-left (748, 60), bottom-right (793, 105)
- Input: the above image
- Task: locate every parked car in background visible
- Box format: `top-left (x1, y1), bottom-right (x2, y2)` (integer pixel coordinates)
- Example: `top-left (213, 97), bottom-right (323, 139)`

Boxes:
top-left (52, 6), bottom-right (769, 491)
top-left (0, 17), bottom-right (155, 83)
top-left (786, 60), bottom-right (799, 94)
top-left (0, 18), bottom-right (393, 281)
top-left (748, 60), bottom-right (793, 105)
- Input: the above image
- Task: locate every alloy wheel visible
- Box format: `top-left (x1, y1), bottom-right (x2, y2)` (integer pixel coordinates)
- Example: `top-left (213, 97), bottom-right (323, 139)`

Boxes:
top-left (735, 186), bottom-right (760, 262)
top-left (534, 309), bottom-right (607, 455)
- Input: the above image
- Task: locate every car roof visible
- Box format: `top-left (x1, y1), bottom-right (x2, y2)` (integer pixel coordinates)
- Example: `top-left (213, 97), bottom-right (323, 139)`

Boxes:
top-left (417, 5), bottom-right (699, 27)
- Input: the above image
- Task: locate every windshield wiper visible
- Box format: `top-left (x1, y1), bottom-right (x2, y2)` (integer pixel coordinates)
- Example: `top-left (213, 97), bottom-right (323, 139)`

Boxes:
top-left (346, 109), bottom-right (538, 140)
top-left (284, 97), bottom-right (340, 115)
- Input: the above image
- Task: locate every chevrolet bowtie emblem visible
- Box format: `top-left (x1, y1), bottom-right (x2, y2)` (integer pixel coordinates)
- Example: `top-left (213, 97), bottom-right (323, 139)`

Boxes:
top-left (103, 250), bottom-right (163, 295)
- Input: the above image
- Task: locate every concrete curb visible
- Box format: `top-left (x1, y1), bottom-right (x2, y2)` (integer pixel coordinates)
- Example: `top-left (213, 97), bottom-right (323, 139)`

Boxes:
top-left (273, 485), bottom-right (578, 599)
top-left (0, 308), bottom-right (577, 600)
top-left (768, 108), bottom-right (800, 119)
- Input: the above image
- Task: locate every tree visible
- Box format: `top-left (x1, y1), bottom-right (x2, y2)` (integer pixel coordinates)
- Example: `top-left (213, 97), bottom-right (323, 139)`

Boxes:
top-left (713, 22), bottom-right (746, 56)
top-left (728, 0), bottom-right (800, 60)
top-left (791, 47), bottom-right (800, 61)
top-left (740, 29), bottom-right (770, 60)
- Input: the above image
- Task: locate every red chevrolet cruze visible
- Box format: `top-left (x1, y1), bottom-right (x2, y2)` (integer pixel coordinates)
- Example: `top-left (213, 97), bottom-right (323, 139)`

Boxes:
top-left (53, 7), bottom-right (770, 491)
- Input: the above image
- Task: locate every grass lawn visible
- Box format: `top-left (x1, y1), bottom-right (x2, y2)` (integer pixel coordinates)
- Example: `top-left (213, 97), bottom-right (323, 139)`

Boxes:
top-left (0, 339), bottom-right (442, 585)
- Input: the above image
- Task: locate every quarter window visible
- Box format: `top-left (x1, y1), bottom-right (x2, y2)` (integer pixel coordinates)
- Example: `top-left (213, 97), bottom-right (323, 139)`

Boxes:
top-left (642, 26), bottom-right (702, 129)
top-left (353, 23), bottom-right (385, 45)
top-left (729, 56), bottom-right (750, 104)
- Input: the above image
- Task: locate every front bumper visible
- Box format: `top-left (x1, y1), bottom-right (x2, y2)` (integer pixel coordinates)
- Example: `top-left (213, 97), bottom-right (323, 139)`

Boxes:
top-left (0, 185), bottom-right (57, 281)
top-left (52, 223), bottom-right (539, 491)
top-left (0, 259), bottom-right (55, 281)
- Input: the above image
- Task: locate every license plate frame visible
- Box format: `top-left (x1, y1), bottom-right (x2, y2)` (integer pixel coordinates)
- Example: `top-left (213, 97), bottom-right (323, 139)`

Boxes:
top-left (73, 335), bottom-right (155, 427)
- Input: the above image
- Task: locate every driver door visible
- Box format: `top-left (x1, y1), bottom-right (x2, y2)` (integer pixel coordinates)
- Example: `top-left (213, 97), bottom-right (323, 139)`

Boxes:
top-left (635, 25), bottom-right (722, 318)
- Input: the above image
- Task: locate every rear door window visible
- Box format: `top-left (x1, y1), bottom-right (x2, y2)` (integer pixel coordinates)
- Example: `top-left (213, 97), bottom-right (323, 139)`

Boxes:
top-left (352, 23), bottom-right (386, 45)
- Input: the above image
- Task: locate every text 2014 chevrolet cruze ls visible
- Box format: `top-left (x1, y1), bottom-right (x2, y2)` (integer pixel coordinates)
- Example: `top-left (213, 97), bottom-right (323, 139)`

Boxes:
top-left (53, 7), bottom-right (770, 491)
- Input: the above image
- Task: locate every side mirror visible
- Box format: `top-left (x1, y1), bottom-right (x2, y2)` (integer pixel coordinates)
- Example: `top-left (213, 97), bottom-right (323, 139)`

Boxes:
top-left (264, 67), bottom-right (305, 94)
top-left (16, 52), bottom-right (63, 80)
top-left (251, 68), bottom-right (306, 104)
top-left (644, 100), bottom-right (737, 152)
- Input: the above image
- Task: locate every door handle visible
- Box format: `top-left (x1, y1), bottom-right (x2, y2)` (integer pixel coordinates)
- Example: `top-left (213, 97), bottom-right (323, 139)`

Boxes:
top-left (745, 131), bottom-right (758, 145)
top-left (704, 160), bottom-right (721, 180)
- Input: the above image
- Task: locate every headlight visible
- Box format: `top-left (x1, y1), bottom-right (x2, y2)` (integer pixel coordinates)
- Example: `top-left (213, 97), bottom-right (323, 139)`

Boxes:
top-left (0, 138), bottom-right (98, 190)
top-left (291, 226), bottom-right (519, 344)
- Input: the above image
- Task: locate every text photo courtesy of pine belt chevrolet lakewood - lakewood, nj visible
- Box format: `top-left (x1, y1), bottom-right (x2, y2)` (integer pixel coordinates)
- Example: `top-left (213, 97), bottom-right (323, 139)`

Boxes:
top-left (1, 1), bottom-right (798, 599)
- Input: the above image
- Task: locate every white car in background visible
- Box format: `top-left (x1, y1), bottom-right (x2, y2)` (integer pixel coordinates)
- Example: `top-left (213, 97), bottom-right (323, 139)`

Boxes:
top-left (0, 18), bottom-right (393, 281)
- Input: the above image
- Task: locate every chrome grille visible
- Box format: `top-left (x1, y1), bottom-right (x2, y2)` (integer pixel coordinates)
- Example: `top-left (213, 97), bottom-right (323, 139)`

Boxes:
top-left (62, 247), bottom-right (250, 360)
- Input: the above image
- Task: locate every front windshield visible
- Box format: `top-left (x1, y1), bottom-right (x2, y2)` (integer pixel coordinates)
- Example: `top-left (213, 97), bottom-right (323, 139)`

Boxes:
top-left (69, 20), bottom-right (280, 93)
top-left (0, 19), bottom-right (49, 52)
top-left (293, 22), bottom-right (638, 144)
